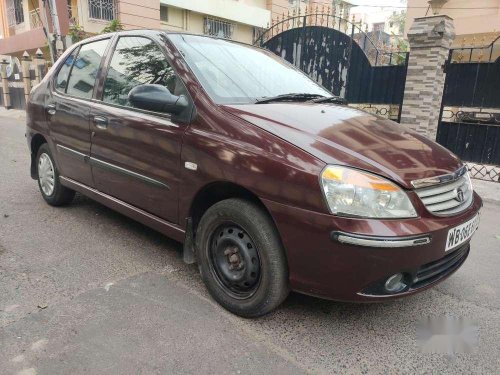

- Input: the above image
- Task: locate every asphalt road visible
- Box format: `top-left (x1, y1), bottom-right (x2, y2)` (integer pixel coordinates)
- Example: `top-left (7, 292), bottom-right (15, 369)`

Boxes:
top-left (1, 115), bottom-right (499, 375)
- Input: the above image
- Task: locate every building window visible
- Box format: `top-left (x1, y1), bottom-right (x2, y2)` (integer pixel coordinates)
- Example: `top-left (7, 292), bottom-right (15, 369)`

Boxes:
top-left (204, 17), bottom-right (235, 39)
top-left (88, 0), bottom-right (116, 21)
top-left (160, 6), bottom-right (168, 23)
top-left (7, 0), bottom-right (24, 26)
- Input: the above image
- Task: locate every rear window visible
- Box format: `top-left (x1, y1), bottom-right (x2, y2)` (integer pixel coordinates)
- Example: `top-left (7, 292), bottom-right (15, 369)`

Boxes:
top-left (55, 48), bottom-right (78, 92)
top-left (65, 39), bottom-right (109, 99)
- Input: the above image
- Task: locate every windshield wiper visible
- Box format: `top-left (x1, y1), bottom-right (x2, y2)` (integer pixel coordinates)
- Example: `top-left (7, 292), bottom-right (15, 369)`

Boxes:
top-left (255, 93), bottom-right (325, 104)
top-left (310, 96), bottom-right (348, 105)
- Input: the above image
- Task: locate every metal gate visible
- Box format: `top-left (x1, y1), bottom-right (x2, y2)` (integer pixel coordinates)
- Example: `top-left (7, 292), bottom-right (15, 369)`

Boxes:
top-left (436, 36), bottom-right (500, 182)
top-left (254, 7), bottom-right (409, 122)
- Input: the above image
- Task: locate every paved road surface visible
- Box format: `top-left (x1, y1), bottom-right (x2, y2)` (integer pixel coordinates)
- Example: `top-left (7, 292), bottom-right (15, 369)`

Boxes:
top-left (1, 116), bottom-right (499, 374)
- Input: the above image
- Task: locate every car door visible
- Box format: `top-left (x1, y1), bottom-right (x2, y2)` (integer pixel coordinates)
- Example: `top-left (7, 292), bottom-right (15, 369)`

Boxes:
top-left (89, 35), bottom-right (191, 224)
top-left (47, 38), bottom-right (110, 187)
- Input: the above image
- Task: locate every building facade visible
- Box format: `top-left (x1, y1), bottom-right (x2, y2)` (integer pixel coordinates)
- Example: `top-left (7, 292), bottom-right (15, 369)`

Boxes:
top-left (158, 0), bottom-right (271, 45)
top-left (0, 0), bottom-right (357, 60)
top-left (0, 0), bottom-right (160, 59)
top-left (405, 0), bottom-right (500, 46)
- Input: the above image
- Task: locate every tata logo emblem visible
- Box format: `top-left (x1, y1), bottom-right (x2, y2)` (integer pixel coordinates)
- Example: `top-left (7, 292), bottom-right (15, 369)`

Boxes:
top-left (455, 188), bottom-right (465, 202)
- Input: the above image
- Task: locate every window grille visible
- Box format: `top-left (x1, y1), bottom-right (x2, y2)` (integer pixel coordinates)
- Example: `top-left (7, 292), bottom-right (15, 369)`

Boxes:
top-left (7, 0), bottom-right (24, 27)
top-left (160, 6), bottom-right (168, 22)
top-left (88, 0), bottom-right (116, 21)
top-left (204, 17), bottom-right (235, 39)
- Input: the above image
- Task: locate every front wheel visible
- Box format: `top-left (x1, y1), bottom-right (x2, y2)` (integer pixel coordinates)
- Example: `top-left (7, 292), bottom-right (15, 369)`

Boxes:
top-left (36, 143), bottom-right (75, 206)
top-left (196, 198), bottom-right (289, 317)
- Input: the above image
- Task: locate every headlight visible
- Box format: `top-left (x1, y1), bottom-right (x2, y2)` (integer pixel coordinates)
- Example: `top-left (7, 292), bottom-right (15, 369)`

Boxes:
top-left (320, 165), bottom-right (417, 218)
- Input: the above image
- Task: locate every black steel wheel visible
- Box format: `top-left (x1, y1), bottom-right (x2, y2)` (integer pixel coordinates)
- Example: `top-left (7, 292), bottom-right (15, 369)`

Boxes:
top-left (196, 198), bottom-right (289, 318)
top-left (209, 224), bottom-right (261, 299)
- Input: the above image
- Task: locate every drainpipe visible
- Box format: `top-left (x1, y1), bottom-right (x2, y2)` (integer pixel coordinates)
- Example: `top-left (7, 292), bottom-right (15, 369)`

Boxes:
top-left (38, 0), bottom-right (56, 63)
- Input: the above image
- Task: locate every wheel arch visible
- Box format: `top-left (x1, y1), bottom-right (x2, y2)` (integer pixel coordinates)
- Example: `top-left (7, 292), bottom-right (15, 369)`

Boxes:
top-left (188, 181), bottom-right (276, 233)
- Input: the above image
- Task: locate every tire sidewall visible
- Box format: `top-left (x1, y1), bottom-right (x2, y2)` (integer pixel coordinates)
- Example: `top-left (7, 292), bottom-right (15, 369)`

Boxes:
top-left (36, 144), bottom-right (62, 204)
top-left (196, 199), bottom-right (288, 317)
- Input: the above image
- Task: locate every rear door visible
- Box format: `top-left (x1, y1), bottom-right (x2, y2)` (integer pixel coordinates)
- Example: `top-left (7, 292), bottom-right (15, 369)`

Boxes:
top-left (47, 38), bottom-right (110, 187)
top-left (89, 35), bottom-right (191, 223)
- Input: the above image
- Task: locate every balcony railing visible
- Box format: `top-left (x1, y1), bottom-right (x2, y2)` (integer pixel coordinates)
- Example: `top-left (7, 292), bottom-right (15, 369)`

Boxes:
top-left (29, 8), bottom-right (42, 29)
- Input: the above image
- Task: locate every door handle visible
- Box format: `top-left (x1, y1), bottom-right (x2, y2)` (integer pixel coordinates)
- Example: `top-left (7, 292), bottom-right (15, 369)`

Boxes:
top-left (93, 116), bottom-right (108, 130)
top-left (46, 104), bottom-right (56, 115)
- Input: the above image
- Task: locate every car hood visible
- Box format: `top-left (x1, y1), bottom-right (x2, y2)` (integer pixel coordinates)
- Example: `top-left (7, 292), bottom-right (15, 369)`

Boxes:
top-left (222, 103), bottom-right (462, 189)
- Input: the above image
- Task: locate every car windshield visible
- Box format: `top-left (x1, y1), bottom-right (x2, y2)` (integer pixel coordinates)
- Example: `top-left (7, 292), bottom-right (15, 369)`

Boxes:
top-left (168, 34), bottom-right (331, 104)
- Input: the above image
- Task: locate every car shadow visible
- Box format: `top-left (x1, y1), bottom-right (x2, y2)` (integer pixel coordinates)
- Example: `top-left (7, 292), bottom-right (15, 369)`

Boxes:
top-left (68, 193), bottom-right (435, 320)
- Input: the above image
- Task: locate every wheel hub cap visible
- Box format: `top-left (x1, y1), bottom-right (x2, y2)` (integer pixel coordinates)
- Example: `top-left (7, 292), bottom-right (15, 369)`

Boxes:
top-left (38, 153), bottom-right (55, 196)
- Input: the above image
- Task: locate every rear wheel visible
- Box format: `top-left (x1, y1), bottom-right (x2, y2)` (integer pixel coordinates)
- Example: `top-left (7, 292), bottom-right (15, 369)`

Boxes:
top-left (196, 198), bottom-right (289, 317)
top-left (36, 144), bottom-right (75, 206)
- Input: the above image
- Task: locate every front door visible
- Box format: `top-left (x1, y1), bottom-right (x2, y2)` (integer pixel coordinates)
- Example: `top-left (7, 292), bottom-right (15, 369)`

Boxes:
top-left (47, 38), bottom-right (110, 187)
top-left (89, 35), bottom-right (189, 223)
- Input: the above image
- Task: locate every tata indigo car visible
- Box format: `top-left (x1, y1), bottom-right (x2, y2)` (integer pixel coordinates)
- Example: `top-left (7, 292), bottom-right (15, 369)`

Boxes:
top-left (26, 31), bottom-right (482, 317)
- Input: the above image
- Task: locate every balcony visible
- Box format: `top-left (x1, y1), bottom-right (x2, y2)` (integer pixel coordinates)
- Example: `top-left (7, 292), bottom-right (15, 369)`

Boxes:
top-left (29, 9), bottom-right (42, 29)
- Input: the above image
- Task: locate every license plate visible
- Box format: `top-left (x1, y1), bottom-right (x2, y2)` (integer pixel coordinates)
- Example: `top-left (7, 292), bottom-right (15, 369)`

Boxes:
top-left (445, 213), bottom-right (480, 252)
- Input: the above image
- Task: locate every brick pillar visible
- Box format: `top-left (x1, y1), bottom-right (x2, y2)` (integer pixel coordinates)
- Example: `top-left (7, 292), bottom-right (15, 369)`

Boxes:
top-left (399, 16), bottom-right (455, 140)
top-left (0, 59), bottom-right (11, 109)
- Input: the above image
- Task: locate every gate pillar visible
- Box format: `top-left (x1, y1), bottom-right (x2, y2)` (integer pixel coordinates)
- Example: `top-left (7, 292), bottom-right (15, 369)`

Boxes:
top-left (21, 52), bottom-right (32, 107)
top-left (0, 59), bottom-right (11, 109)
top-left (399, 15), bottom-right (455, 140)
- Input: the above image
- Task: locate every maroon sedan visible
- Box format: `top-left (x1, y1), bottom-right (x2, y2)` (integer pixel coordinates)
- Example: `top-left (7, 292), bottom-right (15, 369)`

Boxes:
top-left (26, 31), bottom-right (481, 317)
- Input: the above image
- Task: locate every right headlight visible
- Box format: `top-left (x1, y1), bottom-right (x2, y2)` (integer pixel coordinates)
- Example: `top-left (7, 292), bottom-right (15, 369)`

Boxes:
top-left (320, 165), bottom-right (417, 219)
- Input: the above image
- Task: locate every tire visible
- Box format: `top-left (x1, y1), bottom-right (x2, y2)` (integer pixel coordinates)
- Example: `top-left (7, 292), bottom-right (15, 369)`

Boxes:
top-left (36, 143), bottom-right (75, 206)
top-left (196, 198), bottom-right (289, 317)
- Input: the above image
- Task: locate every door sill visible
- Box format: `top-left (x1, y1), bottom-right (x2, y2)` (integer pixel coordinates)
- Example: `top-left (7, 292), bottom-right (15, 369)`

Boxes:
top-left (60, 176), bottom-right (185, 242)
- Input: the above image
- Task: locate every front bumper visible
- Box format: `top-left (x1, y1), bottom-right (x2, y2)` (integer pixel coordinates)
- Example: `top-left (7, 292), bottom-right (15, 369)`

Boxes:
top-left (262, 192), bottom-right (482, 302)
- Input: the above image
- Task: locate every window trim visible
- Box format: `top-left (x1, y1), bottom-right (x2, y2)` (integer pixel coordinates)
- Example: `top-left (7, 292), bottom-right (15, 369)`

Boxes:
top-left (96, 33), bottom-right (193, 120)
top-left (53, 45), bottom-right (80, 95)
top-left (51, 37), bottom-right (112, 102)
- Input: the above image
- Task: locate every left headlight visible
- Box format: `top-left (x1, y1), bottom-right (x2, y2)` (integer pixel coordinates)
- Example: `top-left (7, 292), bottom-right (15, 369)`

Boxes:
top-left (320, 165), bottom-right (417, 219)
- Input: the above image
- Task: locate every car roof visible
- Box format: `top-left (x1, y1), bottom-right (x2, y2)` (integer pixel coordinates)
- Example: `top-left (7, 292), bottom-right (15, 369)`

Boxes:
top-left (72, 29), bottom-right (260, 51)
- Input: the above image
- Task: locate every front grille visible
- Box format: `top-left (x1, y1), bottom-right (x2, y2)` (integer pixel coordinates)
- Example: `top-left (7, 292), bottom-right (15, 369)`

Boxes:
top-left (413, 245), bottom-right (469, 289)
top-left (415, 173), bottom-right (473, 215)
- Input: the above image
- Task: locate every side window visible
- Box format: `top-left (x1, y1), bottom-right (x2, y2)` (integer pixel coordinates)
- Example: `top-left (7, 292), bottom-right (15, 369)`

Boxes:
top-left (66, 39), bottom-right (109, 99)
top-left (55, 48), bottom-right (78, 92)
top-left (103, 36), bottom-right (179, 108)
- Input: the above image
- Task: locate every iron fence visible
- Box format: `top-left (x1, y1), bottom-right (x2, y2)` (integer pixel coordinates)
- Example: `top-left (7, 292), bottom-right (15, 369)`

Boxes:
top-left (254, 6), bottom-right (409, 122)
top-left (437, 36), bottom-right (500, 182)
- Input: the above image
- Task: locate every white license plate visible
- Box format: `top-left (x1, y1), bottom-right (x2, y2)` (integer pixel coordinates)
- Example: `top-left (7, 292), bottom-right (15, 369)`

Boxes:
top-left (445, 213), bottom-right (480, 252)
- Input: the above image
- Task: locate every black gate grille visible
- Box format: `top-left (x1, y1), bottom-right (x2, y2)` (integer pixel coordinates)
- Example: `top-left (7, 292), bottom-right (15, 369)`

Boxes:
top-left (255, 8), bottom-right (409, 122)
top-left (437, 36), bottom-right (500, 182)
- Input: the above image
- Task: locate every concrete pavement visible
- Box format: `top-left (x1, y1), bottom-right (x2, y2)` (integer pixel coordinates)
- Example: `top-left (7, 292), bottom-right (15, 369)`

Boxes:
top-left (1, 115), bottom-right (499, 374)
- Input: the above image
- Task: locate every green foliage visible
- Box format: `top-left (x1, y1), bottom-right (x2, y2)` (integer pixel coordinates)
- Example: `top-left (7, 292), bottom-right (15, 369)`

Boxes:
top-left (101, 19), bottom-right (124, 34)
top-left (391, 34), bottom-right (410, 65)
top-left (68, 24), bottom-right (87, 43)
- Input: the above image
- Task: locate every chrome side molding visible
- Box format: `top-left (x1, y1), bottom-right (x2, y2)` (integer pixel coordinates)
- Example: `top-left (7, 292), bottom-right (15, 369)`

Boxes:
top-left (411, 165), bottom-right (467, 189)
top-left (56, 144), bottom-right (169, 190)
top-left (331, 231), bottom-right (432, 248)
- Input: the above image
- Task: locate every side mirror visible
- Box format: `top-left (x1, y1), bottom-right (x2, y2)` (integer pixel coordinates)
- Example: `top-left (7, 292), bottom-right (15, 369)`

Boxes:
top-left (128, 84), bottom-right (188, 114)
